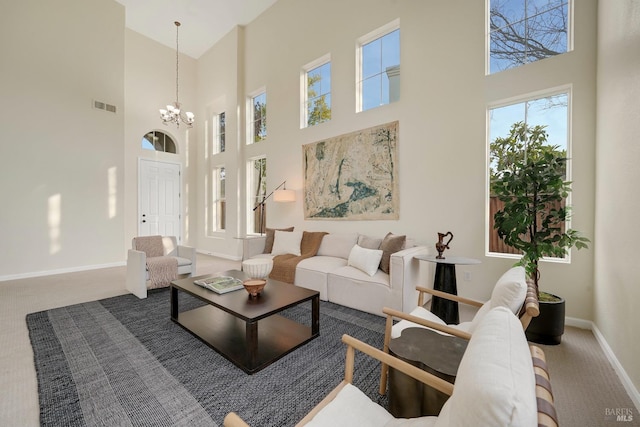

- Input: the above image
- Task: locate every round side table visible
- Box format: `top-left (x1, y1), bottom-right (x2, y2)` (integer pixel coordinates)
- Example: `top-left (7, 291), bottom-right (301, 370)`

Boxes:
top-left (388, 327), bottom-right (468, 417)
top-left (414, 254), bottom-right (480, 324)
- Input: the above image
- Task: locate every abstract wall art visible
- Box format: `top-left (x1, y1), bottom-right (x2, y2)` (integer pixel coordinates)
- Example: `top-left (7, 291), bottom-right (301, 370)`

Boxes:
top-left (303, 121), bottom-right (399, 220)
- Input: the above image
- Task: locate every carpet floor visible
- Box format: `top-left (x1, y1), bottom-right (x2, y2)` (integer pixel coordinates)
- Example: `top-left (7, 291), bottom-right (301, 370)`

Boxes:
top-left (27, 288), bottom-right (389, 427)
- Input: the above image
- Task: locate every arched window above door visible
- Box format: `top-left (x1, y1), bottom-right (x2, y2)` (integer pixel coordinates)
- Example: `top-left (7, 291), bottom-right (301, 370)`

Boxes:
top-left (142, 131), bottom-right (177, 154)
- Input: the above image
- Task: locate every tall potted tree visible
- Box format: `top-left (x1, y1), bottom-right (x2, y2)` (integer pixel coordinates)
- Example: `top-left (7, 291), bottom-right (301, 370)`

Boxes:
top-left (490, 122), bottom-right (589, 344)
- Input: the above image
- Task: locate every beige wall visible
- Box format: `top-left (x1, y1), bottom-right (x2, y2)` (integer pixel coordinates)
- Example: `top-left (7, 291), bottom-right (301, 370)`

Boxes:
top-left (123, 28), bottom-right (197, 250)
top-left (1, 0), bottom-right (636, 401)
top-left (0, 0), bottom-right (125, 277)
top-left (196, 0), bottom-right (597, 314)
top-left (194, 27), bottom-right (245, 258)
top-left (595, 0), bottom-right (640, 403)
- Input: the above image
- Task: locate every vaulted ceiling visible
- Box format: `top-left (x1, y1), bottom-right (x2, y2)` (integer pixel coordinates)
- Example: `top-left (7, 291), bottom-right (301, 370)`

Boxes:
top-left (114, 0), bottom-right (279, 58)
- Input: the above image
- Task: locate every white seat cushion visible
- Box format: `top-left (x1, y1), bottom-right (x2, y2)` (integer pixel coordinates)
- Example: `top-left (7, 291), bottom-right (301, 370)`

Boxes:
top-left (297, 256), bottom-right (348, 273)
top-left (391, 306), bottom-right (448, 339)
top-left (384, 417), bottom-right (437, 427)
top-left (306, 383), bottom-right (394, 427)
top-left (174, 256), bottom-right (192, 267)
top-left (145, 256), bottom-right (191, 270)
top-left (249, 253), bottom-right (275, 260)
top-left (295, 256), bottom-right (348, 300)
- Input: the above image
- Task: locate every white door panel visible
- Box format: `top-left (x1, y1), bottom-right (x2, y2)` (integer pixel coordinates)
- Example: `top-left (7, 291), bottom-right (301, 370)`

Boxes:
top-left (139, 160), bottom-right (180, 239)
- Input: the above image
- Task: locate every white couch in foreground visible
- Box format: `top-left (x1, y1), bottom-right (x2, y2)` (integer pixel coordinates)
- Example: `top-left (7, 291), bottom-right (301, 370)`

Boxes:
top-left (244, 231), bottom-right (428, 316)
top-left (225, 306), bottom-right (558, 426)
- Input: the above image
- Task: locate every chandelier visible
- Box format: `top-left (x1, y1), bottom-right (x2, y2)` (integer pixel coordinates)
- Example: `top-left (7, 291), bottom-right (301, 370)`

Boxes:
top-left (159, 21), bottom-right (194, 128)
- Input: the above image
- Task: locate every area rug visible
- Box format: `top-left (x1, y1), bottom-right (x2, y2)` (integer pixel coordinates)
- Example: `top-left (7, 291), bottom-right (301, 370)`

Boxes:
top-left (27, 289), bottom-right (389, 426)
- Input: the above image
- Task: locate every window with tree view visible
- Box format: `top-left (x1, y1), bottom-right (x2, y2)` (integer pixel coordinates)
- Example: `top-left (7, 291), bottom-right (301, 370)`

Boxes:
top-left (248, 157), bottom-right (267, 234)
top-left (489, 0), bottom-right (570, 74)
top-left (251, 92), bottom-right (267, 143)
top-left (488, 92), bottom-right (569, 255)
top-left (304, 60), bottom-right (331, 127)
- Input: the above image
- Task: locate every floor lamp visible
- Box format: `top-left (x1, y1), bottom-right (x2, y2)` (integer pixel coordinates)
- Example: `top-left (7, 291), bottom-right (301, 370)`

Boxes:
top-left (253, 181), bottom-right (296, 235)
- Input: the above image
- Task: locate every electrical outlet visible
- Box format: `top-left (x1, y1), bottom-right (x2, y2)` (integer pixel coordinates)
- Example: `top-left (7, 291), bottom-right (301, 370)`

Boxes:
top-left (463, 272), bottom-right (471, 281)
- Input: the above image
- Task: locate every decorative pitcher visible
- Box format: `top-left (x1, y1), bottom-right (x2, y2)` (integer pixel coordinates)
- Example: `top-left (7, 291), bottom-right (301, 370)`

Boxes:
top-left (435, 231), bottom-right (453, 259)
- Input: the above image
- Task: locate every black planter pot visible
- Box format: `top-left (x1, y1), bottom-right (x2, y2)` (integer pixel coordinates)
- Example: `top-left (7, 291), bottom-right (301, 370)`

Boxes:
top-left (525, 294), bottom-right (565, 345)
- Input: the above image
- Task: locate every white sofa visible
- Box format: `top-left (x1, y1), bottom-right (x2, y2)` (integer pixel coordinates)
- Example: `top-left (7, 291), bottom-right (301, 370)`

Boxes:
top-left (126, 236), bottom-right (196, 299)
top-left (244, 232), bottom-right (428, 316)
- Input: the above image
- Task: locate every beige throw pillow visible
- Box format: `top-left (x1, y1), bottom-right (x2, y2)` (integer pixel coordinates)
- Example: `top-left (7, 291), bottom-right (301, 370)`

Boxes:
top-left (379, 232), bottom-right (406, 274)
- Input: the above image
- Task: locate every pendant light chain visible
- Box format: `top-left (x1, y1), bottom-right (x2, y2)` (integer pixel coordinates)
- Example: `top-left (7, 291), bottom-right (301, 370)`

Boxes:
top-left (175, 21), bottom-right (180, 105)
top-left (159, 20), bottom-right (194, 128)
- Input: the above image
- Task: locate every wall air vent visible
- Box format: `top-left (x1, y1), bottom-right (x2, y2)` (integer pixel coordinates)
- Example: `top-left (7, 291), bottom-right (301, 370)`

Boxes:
top-left (93, 100), bottom-right (117, 113)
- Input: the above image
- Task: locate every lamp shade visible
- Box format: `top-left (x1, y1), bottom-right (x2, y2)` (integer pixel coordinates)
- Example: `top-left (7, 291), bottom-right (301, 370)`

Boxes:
top-left (273, 189), bottom-right (296, 202)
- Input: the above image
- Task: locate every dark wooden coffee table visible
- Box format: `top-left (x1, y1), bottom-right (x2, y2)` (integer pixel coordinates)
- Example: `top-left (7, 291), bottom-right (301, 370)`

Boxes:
top-left (170, 270), bottom-right (320, 374)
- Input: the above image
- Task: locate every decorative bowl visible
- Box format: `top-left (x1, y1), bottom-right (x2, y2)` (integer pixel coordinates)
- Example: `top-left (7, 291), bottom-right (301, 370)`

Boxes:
top-left (242, 258), bottom-right (274, 279)
top-left (243, 279), bottom-right (267, 297)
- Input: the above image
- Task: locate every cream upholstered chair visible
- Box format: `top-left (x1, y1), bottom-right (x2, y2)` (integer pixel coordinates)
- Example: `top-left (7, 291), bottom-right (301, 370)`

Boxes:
top-left (379, 266), bottom-right (539, 395)
top-left (126, 236), bottom-right (196, 299)
top-left (223, 307), bottom-right (557, 427)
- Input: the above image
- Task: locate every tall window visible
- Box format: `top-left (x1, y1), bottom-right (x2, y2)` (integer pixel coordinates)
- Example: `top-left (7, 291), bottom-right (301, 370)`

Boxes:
top-left (213, 166), bottom-right (226, 231)
top-left (216, 112), bottom-right (226, 153)
top-left (250, 92), bottom-right (267, 143)
top-left (489, 0), bottom-right (571, 74)
top-left (141, 131), bottom-right (176, 153)
top-left (247, 157), bottom-right (267, 234)
top-left (302, 57), bottom-right (331, 127)
top-left (357, 20), bottom-right (400, 112)
top-left (488, 91), bottom-right (569, 255)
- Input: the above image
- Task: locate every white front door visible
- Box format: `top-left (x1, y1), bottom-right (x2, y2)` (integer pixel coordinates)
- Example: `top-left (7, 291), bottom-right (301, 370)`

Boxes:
top-left (139, 159), bottom-right (181, 239)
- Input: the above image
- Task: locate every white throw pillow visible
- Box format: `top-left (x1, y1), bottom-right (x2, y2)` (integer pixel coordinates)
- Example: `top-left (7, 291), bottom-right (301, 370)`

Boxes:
top-left (271, 230), bottom-right (303, 256)
top-left (467, 266), bottom-right (526, 333)
top-left (347, 244), bottom-right (383, 276)
top-left (490, 266), bottom-right (527, 313)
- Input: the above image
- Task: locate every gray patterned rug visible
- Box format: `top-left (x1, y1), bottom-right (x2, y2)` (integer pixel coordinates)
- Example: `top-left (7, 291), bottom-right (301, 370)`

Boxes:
top-left (27, 289), bottom-right (389, 426)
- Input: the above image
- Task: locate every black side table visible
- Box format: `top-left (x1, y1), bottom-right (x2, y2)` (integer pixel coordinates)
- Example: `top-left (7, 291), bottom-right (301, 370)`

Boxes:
top-left (414, 254), bottom-right (480, 324)
top-left (388, 327), bottom-right (468, 417)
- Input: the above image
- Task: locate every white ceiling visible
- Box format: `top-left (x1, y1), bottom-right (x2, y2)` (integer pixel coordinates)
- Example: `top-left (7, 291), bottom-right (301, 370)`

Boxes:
top-left (114, 0), bottom-right (279, 59)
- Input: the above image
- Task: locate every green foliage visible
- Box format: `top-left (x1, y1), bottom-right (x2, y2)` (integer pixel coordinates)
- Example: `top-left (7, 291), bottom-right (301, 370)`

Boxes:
top-left (490, 122), bottom-right (589, 286)
top-left (253, 100), bottom-right (267, 142)
top-left (307, 74), bottom-right (331, 126)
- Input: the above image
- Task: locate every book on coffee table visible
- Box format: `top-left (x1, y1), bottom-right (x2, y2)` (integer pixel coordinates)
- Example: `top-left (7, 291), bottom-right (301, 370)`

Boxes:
top-left (193, 276), bottom-right (244, 294)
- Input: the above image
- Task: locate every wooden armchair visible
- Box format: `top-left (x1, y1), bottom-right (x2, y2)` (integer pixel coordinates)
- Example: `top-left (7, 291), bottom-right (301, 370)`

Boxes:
top-left (224, 307), bottom-right (557, 427)
top-left (380, 266), bottom-right (539, 395)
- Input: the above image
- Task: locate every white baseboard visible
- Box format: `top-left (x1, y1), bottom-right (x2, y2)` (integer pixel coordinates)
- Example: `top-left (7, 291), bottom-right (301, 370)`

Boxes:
top-left (0, 248), bottom-right (242, 282)
top-left (0, 261), bottom-right (126, 282)
top-left (591, 323), bottom-right (640, 412)
top-left (565, 316), bottom-right (640, 412)
top-left (565, 316), bottom-right (593, 330)
top-left (196, 249), bottom-right (242, 262)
